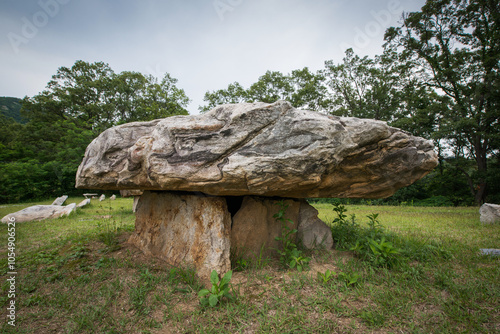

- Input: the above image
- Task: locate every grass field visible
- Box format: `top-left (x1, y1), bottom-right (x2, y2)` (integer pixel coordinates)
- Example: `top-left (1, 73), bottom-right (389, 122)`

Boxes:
top-left (0, 197), bottom-right (498, 333)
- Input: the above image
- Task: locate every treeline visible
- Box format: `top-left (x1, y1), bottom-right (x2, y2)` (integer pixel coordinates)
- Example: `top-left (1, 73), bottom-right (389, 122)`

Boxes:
top-left (1, 0), bottom-right (499, 205)
top-left (0, 61), bottom-right (190, 203)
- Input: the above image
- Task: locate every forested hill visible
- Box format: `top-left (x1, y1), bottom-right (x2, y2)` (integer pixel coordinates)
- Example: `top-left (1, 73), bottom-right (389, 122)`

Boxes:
top-left (0, 96), bottom-right (24, 123)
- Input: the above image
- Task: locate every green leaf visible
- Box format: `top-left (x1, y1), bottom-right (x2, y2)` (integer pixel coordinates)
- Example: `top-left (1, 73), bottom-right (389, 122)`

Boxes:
top-left (198, 289), bottom-right (210, 297)
top-left (210, 270), bottom-right (219, 285)
top-left (209, 294), bottom-right (219, 307)
top-left (220, 270), bottom-right (232, 286)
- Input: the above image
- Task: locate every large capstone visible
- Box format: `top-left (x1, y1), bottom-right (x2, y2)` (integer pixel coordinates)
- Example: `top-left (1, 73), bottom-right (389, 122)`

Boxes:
top-left (76, 101), bottom-right (438, 198)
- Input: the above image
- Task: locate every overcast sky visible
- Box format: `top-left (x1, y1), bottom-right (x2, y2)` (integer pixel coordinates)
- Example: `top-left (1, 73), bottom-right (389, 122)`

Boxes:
top-left (1, 0), bottom-right (426, 114)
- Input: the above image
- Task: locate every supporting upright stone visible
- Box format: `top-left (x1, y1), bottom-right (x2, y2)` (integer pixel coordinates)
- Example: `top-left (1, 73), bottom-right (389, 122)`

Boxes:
top-left (120, 190), bottom-right (143, 212)
top-left (230, 197), bottom-right (300, 259)
top-left (297, 201), bottom-right (333, 249)
top-left (128, 191), bottom-right (231, 279)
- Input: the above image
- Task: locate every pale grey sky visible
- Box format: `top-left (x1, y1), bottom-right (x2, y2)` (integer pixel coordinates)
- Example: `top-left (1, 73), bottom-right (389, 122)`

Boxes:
top-left (1, 0), bottom-right (426, 114)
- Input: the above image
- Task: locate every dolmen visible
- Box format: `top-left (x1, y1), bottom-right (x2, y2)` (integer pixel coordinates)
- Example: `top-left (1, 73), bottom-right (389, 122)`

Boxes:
top-left (75, 101), bottom-right (438, 279)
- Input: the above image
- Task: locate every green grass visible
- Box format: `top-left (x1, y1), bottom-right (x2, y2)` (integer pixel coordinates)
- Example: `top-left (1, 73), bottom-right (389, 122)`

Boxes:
top-left (0, 199), bottom-right (498, 333)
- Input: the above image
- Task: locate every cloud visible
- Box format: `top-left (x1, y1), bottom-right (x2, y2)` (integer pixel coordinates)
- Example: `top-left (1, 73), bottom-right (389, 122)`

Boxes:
top-left (0, 0), bottom-right (426, 114)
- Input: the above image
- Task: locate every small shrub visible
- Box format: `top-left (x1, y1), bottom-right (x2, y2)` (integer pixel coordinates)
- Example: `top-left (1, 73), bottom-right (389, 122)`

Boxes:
top-left (331, 204), bottom-right (402, 268)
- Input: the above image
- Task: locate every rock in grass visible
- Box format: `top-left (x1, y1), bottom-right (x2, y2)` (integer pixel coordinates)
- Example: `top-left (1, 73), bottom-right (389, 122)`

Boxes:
top-left (75, 101), bottom-right (438, 199)
top-left (1, 203), bottom-right (76, 223)
top-left (480, 249), bottom-right (500, 256)
top-left (479, 203), bottom-right (500, 224)
top-left (76, 198), bottom-right (90, 208)
top-left (52, 195), bottom-right (68, 206)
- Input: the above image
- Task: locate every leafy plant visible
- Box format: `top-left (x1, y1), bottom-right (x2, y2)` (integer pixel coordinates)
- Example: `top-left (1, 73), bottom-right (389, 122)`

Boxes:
top-left (234, 258), bottom-right (249, 272)
top-left (331, 204), bottom-right (402, 268)
top-left (330, 203), bottom-right (361, 249)
top-left (317, 269), bottom-right (335, 284)
top-left (288, 248), bottom-right (310, 272)
top-left (198, 270), bottom-right (234, 307)
top-left (367, 236), bottom-right (400, 267)
top-left (338, 271), bottom-right (361, 287)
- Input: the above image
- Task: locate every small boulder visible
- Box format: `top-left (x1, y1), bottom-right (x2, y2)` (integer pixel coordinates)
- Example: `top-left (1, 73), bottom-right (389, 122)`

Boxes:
top-left (1, 203), bottom-right (76, 223)
top-left (110, 194), bottom-right (116, 200)
top-left (52, 195), bottom-right (68, 206)
top-left (99, 194), bottom-right (105, 201)
top-left (76, 198), bottom-right (91, 208)
top-left (297, 201), bottom-right (333, 250)
top-left (479, 203), bottom-right (500, 224)
top-left (480, 249), bottom-right (500, 256)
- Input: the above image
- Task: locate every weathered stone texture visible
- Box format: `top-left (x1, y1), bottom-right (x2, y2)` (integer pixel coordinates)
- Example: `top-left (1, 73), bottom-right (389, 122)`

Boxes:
top-left (297, 201), bottom-right (333, 249)
top-left (479, 203), bottom-right (500, 224)
top-left (1, 203), bottom-right (76, 223)
top-left (76, 101), bottom-right (438, 199)
top-left (230, 197), bottom-right (300, 259)
top-left (128, 191), bottom-right (231, 279)
top-left (230, 196), bottom-right (333, 258)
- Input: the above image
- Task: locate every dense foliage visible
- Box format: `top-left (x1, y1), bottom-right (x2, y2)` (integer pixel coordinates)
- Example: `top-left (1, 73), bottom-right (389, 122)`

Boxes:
top-left (0, 61), bottom-right (189, 203)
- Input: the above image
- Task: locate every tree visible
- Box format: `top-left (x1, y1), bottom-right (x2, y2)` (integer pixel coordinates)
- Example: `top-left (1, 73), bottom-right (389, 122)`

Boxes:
top-left (245, 71), bottom-right (294, 104)
top-left (200, 68), bottom-right (330, 112)
top-left (0, 60), bottom-right (190, 203)
top-left (385, 0), bottom-right (500, 204)
top-left (200, 82), bottom-right (247, 113)
top-left (288, 68), bottom-right (330, 112)
top-left (22, 61), bottom-right (190, 134)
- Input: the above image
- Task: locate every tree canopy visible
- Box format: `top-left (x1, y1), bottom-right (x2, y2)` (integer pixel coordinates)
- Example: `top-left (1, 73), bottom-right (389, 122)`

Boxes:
top-left (0, 61), bottom-right (190, 203)
top-left (385, 0), bottom-right (500, 204)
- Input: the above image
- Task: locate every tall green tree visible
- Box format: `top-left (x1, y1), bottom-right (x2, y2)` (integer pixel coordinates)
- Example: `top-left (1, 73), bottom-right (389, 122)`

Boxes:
top-left (385, 0), bottom-right (500, 204)
top-left (323, 48), bottom-right (445, 138)
top-left (199, 82), bottom-right (247, 113)
top-left (0, 60), bottom-right (190, 203)
top-left (200, 68), bottom-right (329, 112)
